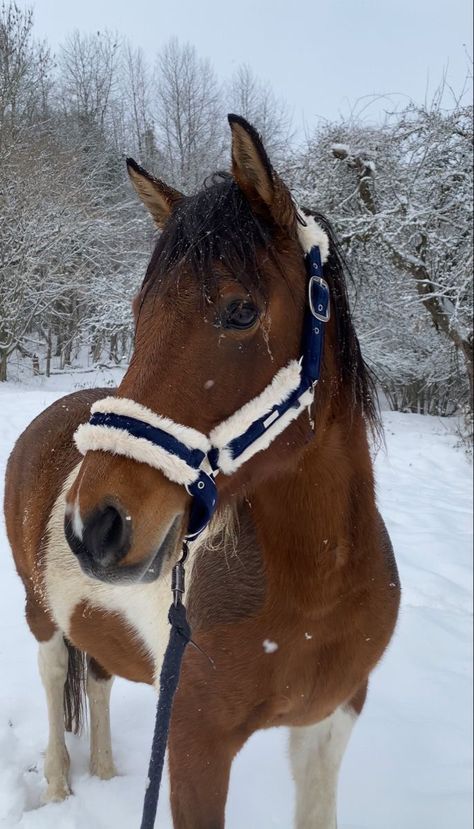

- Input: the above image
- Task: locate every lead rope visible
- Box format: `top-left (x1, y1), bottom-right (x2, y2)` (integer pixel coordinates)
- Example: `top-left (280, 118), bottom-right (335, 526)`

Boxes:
top-left (139, 542), bottom-right (191, 829)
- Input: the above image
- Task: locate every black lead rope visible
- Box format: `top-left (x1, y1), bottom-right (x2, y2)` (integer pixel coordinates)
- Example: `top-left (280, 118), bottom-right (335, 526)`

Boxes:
top-left (140, 544), bottom-right (191, 829)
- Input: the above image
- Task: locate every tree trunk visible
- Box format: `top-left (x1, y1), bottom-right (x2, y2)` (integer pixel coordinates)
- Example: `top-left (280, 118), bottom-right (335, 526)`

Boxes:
top-left (0, 351), bottom-right (7, 382)
top-left (46, 329), bottom-right (52, 377)
top-left (109, 333), bottom-right (118, 363)
top-left (92, 336), bottom-right (102, 363)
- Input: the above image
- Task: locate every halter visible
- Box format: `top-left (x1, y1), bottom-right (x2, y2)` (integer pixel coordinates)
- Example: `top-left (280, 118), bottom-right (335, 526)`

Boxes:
top-left (74, 210), bottom-right (330, 546)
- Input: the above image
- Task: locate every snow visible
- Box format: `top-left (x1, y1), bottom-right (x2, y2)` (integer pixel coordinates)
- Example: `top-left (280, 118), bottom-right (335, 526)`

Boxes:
top-left (0, 378), bottom-right (472, 829)
top-left (331, 143), bottom-right (350, 155)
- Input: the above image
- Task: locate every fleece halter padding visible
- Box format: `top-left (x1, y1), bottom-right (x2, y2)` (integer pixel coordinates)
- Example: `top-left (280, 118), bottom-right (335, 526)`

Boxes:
top-left (75, 398), bottom-right (211, 487)
top-left (74, 210), bottom-right (330, 541)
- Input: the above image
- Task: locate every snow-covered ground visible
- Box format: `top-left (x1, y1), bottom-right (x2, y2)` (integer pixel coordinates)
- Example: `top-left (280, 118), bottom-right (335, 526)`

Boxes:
top-left (0, 376), bottom-right (472, 829)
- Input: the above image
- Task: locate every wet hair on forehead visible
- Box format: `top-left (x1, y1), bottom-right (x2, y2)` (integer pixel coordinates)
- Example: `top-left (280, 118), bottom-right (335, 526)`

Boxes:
top-left (142, 173), bottom-right (275, 300)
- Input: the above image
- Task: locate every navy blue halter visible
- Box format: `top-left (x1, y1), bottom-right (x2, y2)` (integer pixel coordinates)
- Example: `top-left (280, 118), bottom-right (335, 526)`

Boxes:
top-left (214, 248), bottom-right (329, 483)
top-left (83, 245), bottom-right (329, 543)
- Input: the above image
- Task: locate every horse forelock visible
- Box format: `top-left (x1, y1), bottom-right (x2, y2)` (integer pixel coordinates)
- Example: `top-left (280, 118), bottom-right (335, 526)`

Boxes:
top-left (140, 173), bottom-right (274, 302)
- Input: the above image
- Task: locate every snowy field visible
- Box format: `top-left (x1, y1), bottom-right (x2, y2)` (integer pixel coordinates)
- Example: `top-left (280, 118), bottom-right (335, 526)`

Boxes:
top-left (0, 375), bottom-right (472, 829)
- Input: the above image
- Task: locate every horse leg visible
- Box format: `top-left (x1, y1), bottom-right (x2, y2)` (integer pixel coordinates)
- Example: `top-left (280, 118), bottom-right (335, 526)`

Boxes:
top-left (289, 684), bottom-right (368, 829)
top-left (87, 657), bottom-right (117, 780)
top-left (168, 717), bottom-right (242, 829)
top-left (38, 630), bottom-right (71, 802)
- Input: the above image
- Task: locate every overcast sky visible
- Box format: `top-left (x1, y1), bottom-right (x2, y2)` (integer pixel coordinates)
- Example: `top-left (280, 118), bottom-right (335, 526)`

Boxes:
top-left (32, 0), bottom-right (472, 132)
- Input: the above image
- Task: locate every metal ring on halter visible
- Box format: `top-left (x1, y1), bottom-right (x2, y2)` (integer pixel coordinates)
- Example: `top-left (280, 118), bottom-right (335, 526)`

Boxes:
top-left (309, 275), bottom-right (331, 322)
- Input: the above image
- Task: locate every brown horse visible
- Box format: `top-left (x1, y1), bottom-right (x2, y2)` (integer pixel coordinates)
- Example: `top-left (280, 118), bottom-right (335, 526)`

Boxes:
top-left (4, 115), bottom-right (400, 828)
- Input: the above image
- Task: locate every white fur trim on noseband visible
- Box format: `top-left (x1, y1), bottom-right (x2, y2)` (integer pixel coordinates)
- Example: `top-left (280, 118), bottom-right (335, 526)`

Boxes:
top-left (90, 396), bottom-right (211, 453)
top-left (210, 359), bottom-right (311, 474)
top-left (74, 422), bottom-right (200, 486)
top-left (74, 396), bottom-right (211, 487)
top-left (297, 210), bottom-right (330, 263)
top-left (210, 360), bottom-right (301, 450)
top-left (216, 386), bottom-right (313, 475)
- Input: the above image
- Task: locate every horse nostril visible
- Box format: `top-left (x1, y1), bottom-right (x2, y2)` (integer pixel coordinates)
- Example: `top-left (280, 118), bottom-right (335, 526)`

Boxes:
top-left (82, 503), bottom-right (131, 567)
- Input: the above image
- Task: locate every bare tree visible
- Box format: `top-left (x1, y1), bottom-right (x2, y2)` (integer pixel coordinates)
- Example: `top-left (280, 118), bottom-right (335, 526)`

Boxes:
top-left (120, 45), bottom-right (149, 155)
top-left (113, 42), bottom-right (163, 179)
top-left (227, 64), bottom-right (293, 165)
top-left (0, 2), bottom-right (51, 148)
top-left (58, 30), bottom-right (120, 134)
top-left (153, 38), bottom-right (225, 191)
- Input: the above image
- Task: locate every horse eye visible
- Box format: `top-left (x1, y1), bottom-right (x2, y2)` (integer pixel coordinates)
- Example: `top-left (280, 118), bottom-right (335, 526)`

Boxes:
top-left (223, 300), bottom-right (259, 330)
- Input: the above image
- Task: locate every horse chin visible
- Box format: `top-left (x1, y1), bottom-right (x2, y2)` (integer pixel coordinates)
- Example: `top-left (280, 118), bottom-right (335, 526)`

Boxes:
top-left (64, 515), bottom-right (181, 586)
top-left (75, 549), bottom-right (163, 585)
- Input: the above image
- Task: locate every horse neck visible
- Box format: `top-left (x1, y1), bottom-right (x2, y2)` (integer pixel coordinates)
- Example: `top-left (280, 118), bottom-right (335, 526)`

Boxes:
top-left (248, 411), bottom-right (376, 613)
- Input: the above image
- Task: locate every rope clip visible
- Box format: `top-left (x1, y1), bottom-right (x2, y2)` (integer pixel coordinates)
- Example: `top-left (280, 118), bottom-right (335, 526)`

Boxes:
top-left (171, 541), bottom-right (189, 606)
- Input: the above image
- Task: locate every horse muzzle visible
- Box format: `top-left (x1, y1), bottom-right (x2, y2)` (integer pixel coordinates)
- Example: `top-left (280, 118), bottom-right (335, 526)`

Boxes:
top-left (64, 501), bottom-right (182, 584)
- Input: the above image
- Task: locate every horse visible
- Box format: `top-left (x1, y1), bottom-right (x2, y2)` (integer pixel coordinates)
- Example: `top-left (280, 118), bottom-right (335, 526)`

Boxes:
top-left (4, 114), bottom-right (400, 828)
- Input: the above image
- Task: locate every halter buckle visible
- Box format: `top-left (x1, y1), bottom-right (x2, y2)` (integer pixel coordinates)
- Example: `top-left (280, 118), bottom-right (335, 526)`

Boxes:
top-left (309, 276), bottom-right (330, 322)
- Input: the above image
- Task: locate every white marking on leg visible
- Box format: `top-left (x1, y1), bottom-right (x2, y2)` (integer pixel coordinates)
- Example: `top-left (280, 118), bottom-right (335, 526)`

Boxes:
top-left (38, 631), bottom-right (71, 802)
top-left (87, 666), bottom-right (117, 779)
top-left (289, 706), bottom-right (356, 829)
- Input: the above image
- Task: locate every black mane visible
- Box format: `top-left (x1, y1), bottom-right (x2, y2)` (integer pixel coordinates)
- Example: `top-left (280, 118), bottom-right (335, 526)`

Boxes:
top-left (143, 173), bottom-right (272, 297)
top-left (140, 174), bottom-right (380, 436)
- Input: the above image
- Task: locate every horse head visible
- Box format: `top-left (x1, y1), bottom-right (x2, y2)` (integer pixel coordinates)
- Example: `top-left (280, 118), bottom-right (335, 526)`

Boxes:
top-left (64, 115), bottom-right (340, 584)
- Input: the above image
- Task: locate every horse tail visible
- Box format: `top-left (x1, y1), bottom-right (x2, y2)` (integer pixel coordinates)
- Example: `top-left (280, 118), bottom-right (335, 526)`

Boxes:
top-left (63, 637), bottom-right (87, 734)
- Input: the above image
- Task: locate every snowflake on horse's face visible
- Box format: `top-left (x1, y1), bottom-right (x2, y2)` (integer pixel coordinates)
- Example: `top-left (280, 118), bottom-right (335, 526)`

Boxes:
top-left (5, 113), bottom-right (399, 825)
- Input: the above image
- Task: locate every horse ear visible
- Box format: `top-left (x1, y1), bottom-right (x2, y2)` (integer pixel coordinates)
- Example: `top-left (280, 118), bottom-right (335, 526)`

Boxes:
top-left (126, 158), bottom-right (183, 228)
top-left (227, 114), bottom-right (295, 228)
